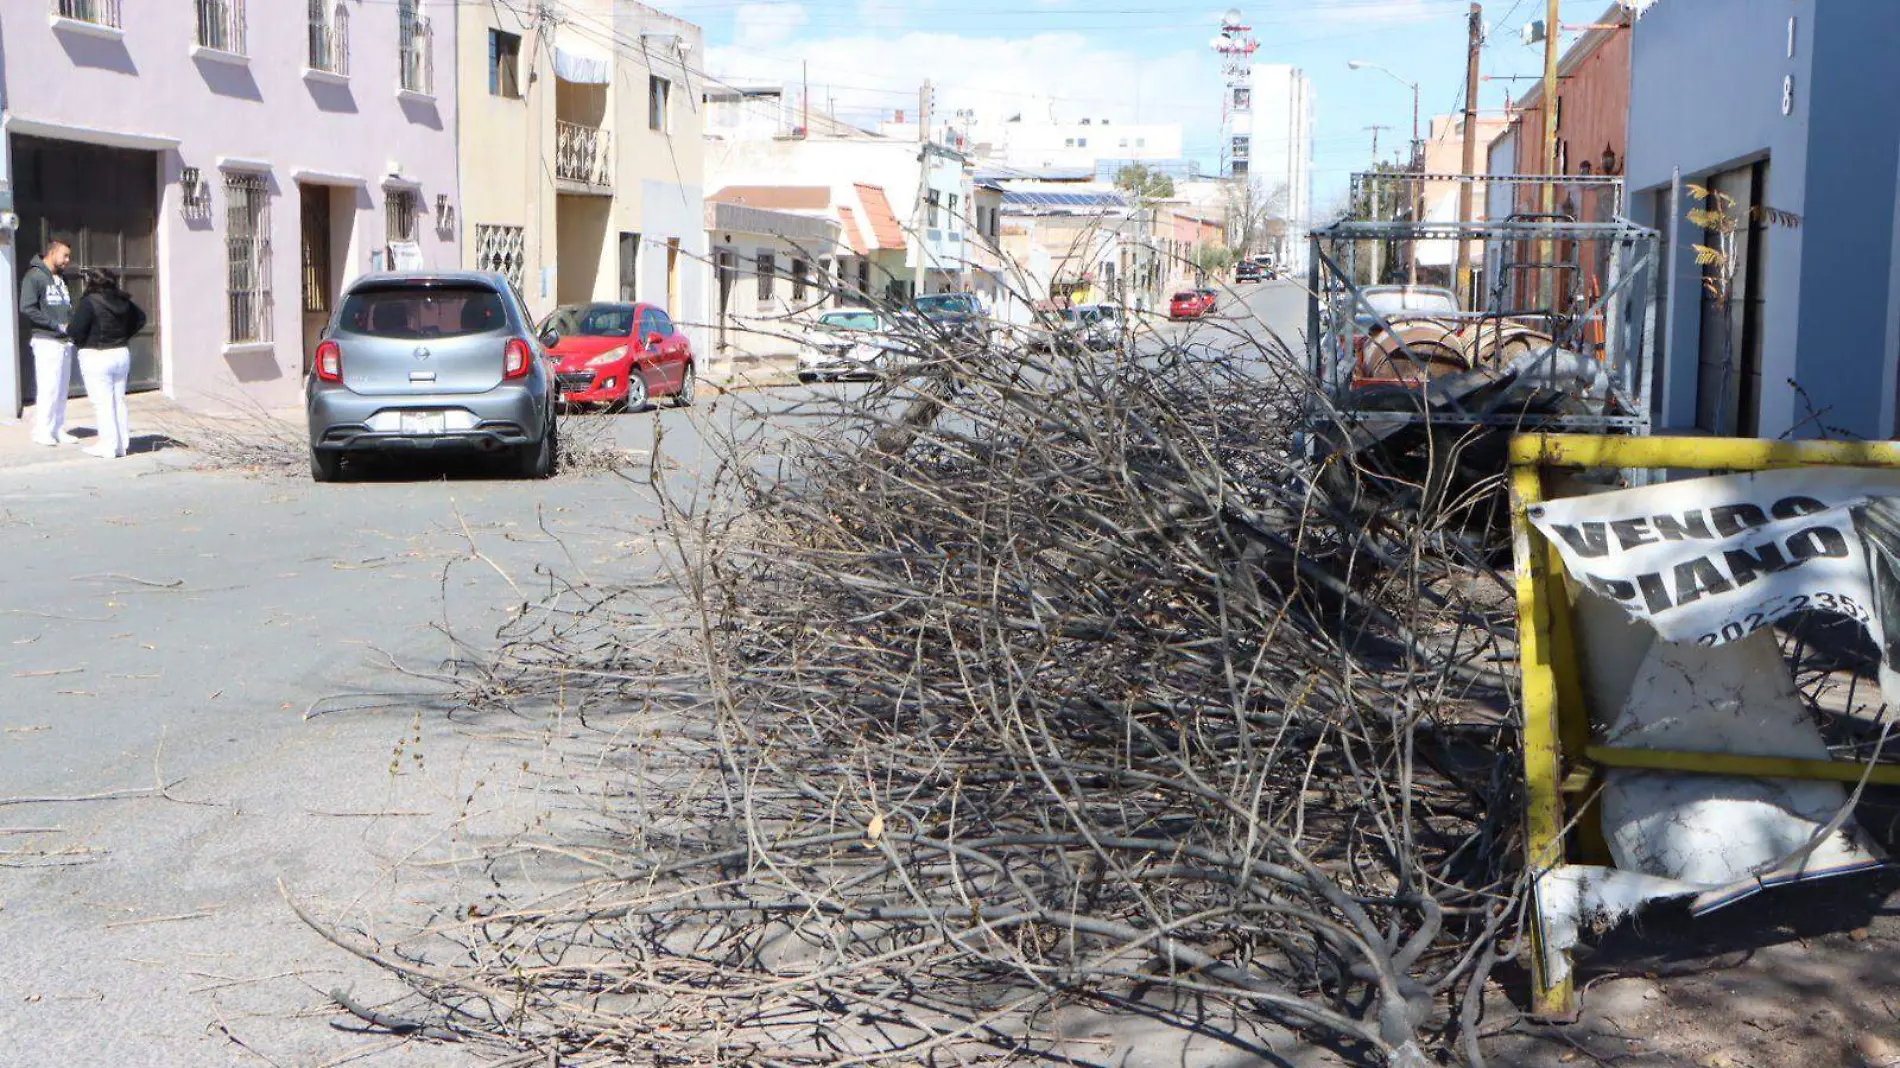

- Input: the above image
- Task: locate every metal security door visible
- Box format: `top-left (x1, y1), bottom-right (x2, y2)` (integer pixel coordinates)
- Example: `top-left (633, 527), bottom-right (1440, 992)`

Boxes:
top-left (12, 136), bottom-right (161, 394)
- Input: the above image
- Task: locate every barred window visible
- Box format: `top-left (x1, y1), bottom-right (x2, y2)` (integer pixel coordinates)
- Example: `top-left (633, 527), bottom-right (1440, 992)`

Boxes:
top-left (756, 252), bottom-right (775, 302)
top-left (387, 188), bottom-right (419, 244)
top-left (475, 224), bottom-right (526, 290)
top-left (398, 0), bottom-right (432, 94)
top-left (309, 0), bottom-right (349, 75)
top-left (792, 259), bottom-right (809, 302)
top-left (225, 172), bottom-right (272, 344)
top-left (196, 0), bottom-right (246, 54)
top-left (926, 189), bottom-right (941, 228)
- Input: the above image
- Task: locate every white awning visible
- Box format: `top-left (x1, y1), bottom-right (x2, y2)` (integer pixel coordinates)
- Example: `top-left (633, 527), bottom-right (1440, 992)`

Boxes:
top-left (554, 41), bottom-right (611, 85)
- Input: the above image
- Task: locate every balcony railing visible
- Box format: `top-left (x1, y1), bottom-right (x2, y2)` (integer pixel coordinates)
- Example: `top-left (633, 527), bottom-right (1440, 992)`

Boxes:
top-left (52, 0), bottom-right (121, 27)
top-left (309, 3), bottom-right (348, 75)
top-left (196, 0), bottom-right (246, 55)
top-left (555, 121), bottom-right (612, 189)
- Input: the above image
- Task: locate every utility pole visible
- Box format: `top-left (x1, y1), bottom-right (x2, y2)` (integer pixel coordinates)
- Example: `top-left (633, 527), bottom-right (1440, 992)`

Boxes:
top-left (1406, 80), bottom-right (1420, 286)
top-left (802, 60), bottom-right (810, 137)
top-left (1455, 2), bottom-right (1483, 305)
top-left (1365, 124), bottom-right (1389, 161)
top-left (914, 79), bottom-right (934, 299)
top-left (1364, 125), bottom-right (1390, 283)
top-left (1539, 0), bottom-right (1561, 308)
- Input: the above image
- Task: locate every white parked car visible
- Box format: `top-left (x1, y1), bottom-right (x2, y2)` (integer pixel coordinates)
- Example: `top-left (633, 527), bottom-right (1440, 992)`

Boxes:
top-left (797, 309), bottom-right (915, 382)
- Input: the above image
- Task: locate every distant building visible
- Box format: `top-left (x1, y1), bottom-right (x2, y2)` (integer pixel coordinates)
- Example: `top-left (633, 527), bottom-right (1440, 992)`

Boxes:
top-left (457, 0), bottom-right (707, 348)
top-left (1224, 64), bottom-right (1315, 273)
top-left (704, 96), bottom-right (975, 304)
top-left (1415, 113), bottom-right (1512, 288)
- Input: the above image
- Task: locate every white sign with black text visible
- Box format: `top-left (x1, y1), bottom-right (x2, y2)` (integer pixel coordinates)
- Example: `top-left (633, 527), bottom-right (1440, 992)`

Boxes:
top-left (1529, 468), bottom-right (1900, 700)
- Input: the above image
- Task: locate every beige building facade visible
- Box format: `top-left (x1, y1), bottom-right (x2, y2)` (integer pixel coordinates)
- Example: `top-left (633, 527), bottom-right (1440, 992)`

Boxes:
top-left (456, 1), bottom-right (708, 350)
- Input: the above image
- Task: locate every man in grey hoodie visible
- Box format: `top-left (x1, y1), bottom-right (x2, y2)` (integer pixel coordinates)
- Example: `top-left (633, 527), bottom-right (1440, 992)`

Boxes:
top-left (20, 237), bottom-right (76, 446)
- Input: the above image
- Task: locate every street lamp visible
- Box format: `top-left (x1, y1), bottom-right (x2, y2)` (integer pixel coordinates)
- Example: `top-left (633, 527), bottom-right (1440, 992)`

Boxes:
top-left (1349, 59), bottom-right (1422, 283)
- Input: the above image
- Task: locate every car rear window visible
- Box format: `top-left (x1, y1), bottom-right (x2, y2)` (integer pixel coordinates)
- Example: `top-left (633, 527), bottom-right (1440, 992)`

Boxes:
top-left (340, 285), bottom-right (506, 339)
top-left (821, 312), bottom-right (879, 330)
top-left (1365, 290), bottom-right (1459, 317)
top-left (1173, 292), bottom-right (1198, 301)
top-left (546, 304), bottom-right (635, 337)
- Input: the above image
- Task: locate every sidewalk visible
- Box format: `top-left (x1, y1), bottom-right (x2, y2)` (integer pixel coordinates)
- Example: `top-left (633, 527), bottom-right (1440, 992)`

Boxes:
top-left (0, 391), bottom-right (241, 472)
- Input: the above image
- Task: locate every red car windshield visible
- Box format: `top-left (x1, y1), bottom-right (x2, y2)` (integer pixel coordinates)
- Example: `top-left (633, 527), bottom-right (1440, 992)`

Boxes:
top-left (545, 304), bottom-right (636, 338)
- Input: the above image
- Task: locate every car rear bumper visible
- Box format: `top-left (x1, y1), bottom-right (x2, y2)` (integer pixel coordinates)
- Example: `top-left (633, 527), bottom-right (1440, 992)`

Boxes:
top-left (307, 382), bottom-right (548, 451)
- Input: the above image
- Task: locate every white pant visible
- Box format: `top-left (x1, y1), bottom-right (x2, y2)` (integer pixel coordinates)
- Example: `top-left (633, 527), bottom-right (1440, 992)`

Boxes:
top-left (76, 347), bottom-right (131, 457)
top-left (30, 336), bottom-right (74, 441)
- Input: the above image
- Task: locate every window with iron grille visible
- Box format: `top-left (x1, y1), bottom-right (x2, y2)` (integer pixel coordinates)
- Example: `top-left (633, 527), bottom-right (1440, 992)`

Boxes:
top-left (225, 172), bottom-right (272, 344)
top-left (489, 30), bottom-right (521, 98)
top-left (649, 76), bottom-right (671, 132)
top-left (196, 0), bottom-right (246, 54)
top-left (56, 0), bottom-right (122, 28)
top-left (475, 224), bottom-right (526, 290)
top-left (398, 0), bottom-right (432, 94)
top-left (309, 0), bottom-right (349, 75)
top-left (926, 189), bottom-right (941, 228)
top-left (791, 259), bottom-right (809, 302)
top-left (387, 188), bottom-right (419, 244)
top-left (756, 252), bottom-right (775, 302)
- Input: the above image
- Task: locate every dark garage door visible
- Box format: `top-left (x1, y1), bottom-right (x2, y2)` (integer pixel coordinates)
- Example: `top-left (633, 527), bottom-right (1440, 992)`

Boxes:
top-left (13, 135), bottom-right (161, 397)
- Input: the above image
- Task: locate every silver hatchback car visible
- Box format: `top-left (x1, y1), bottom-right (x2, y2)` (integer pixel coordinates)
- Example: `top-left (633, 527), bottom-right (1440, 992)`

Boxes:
top-left (306, 272), bottom-right (558, 481)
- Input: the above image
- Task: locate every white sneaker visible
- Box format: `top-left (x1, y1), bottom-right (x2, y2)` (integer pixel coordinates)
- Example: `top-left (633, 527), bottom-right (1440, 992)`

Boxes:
top-left (57, 431), bottom-right (81, 445)
top-left (82, 445), bottom-right (117, 459)
top-left (31, 433), bottom-right (59, 447)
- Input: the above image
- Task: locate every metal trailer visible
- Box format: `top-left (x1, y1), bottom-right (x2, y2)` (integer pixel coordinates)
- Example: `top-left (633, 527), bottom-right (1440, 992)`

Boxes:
top-left (1300, 173), bottom-right (1661, 520)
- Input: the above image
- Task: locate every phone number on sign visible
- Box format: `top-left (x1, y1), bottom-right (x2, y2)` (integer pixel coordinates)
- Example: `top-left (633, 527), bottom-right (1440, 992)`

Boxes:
top-left (1694, 590), bottom-right (1873, 646)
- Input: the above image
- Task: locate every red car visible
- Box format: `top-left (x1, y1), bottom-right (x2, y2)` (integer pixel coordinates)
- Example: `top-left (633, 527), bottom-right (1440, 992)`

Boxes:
top-left (1169, 290), bottom-right (1214, 320)
top-left (541, 301), bottom-right (696, 409)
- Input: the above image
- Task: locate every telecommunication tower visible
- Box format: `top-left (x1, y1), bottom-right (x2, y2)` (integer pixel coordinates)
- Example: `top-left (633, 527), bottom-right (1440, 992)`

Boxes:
top-left (1210, 9), bottom-right (1258, 177)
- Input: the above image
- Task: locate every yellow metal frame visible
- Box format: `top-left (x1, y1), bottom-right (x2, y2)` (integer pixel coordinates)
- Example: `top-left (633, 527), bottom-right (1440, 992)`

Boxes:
top-left (1510, 433), bottom-right (1900, 1019)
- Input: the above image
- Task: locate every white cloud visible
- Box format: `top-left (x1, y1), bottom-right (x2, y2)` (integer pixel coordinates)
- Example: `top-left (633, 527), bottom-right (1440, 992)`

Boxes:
top-left (733, 2), bottom-right (809, 51)
top-left (708, 30), bottom-right (1226, 157)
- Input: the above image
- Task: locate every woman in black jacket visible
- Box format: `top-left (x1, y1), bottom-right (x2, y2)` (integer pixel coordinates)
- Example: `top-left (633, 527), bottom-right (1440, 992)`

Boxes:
top-left (67, 267), bottom-right (147, 459)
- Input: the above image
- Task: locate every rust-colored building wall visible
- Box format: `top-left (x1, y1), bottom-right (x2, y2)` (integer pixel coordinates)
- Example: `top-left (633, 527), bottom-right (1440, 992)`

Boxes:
top-left (1508, 15), bottom-right (1631, 206)
top-left (1490, 9), bottom-right (1632, 310)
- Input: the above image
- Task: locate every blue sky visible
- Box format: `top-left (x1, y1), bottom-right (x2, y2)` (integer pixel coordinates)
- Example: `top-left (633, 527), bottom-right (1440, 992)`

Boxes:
top-left (667, 0), bottom-right (1610, 207)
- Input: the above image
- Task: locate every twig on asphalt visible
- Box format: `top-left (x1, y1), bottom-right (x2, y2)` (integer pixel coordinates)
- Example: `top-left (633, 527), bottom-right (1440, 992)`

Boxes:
top-left (70, 572), bottom-right (186, 589)
top-left (104, 911), bottom-right (215, 929)
top-left (328, 989), bottom-right (462, 1042)
top-left (0, 787), bottom-right (160, 807)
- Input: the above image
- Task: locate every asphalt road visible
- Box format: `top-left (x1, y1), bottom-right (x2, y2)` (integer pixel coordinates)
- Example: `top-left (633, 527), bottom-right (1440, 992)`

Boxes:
top-left (0, 280), bottom-right (1308, 1065)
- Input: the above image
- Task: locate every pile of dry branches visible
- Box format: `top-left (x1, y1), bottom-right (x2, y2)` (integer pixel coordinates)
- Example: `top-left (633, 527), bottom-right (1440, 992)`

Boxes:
top-left (326, 317), bottom-right (1526, 1066)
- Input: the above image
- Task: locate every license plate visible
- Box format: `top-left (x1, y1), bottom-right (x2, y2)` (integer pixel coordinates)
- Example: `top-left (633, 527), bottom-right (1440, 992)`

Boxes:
top-left (400, 411), bottom-right (446, 435)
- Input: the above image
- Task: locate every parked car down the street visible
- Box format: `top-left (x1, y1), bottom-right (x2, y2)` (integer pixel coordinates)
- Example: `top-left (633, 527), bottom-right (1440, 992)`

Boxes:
top-left (541, 301), bottom-right (697, 411)
top-left (1236, 261), bottom-right (1264, 283)
top-left (306, 271), bottom-right (559, 482)
top-left (1052, 304), bottom-right (1125, 350)
top-left (910, 292), bottom-right (991, 342)
top-left (798, 308), bottom-right (914, 381)
top-left (1169, 290), bottom-right (1208, 320)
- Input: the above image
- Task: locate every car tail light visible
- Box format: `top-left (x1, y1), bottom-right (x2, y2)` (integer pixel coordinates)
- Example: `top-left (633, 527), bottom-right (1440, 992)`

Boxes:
top-left (315, 340), bottom-right (342, 382)
top-left (504, 338), bottom-right (533, 379)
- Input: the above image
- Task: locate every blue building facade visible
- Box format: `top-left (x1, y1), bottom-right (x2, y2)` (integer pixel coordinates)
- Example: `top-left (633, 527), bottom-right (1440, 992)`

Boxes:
top-left (1625, 0), bottom-right (1900, 440)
